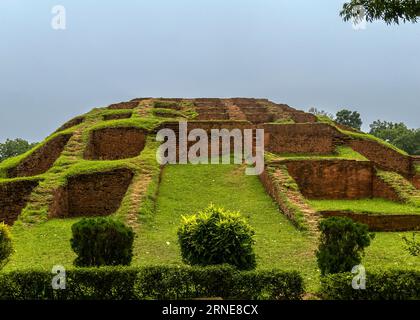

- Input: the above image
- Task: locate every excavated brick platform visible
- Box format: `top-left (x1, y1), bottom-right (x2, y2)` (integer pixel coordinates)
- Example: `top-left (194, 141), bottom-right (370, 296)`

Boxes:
top-left (284, 160), bottom-right (375, 199)
top-left (50, 169), bottom-right (134, 218)
top-left (8, 133), bottom-right (72, 178)
top-left (321, 211), bottom-right (420, 232)
top-left (230, 98), bottom-right (274, 124)
top-left (0, 179), bottom-right (40, 224)
top-left (194, 99), bottom-right (229, 120)
top-left (84, 127), bottom-right (146, 160)
top-left (264, 123), bottom-right (345, 154)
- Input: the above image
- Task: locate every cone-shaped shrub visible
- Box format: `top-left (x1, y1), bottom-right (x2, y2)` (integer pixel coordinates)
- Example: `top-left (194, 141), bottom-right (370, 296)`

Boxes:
top-left (316, 217), bottom-right (374, 275)
top-left (178, 204), bottom-right (256, 270)
top-left (71, 217), bottom-right (134, 267)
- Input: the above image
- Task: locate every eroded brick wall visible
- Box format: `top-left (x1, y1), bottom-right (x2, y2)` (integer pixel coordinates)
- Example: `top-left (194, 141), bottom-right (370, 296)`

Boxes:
top-left (84, 127), bottom-right (146, 160)
top-left (56, 116), bottom-right (84, 132)
top-left (8, 134), bottom-right (72, 178)
top-left (372, 176), bottom-right (402, 201)
top-left (321, 211), bottom-right (420, 232)
top-left (411, 175), bottom-right (420, 189)
top-left (264, 123), bottom-right (343, 154)
top-left (284, 160), bottom-right (374, 199)
top-left (0, 180), bottom-right (39, 224)
top-left (50, 169), bottom-right (134, 218)
top-left (108, 101), bottom-right (140, 109)
top-left (349, 140), bottom-right (412, 175)
top-left (103, 112), bottom-right (132, 121)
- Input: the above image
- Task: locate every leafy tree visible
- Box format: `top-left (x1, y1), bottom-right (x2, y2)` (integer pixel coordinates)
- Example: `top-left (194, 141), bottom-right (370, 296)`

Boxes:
top-left (369, 120), bottom-right (420, 155)
top-left (402, 233), bottom-right (420, 256)
top-left (335, 109), bottom-right (363, 130)
top-left (316, 217), bottom-right (374, 275)
top-left (178, 204), bottom-right (256, 270)
top-left (0, 138), bottom-right (37, 162)
top-left (341, 0), bottom-right (420, 24)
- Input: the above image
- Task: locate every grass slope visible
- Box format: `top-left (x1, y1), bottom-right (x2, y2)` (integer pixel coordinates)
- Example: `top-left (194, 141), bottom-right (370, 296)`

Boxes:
top-left (309, 198), bottom-right (420, 215)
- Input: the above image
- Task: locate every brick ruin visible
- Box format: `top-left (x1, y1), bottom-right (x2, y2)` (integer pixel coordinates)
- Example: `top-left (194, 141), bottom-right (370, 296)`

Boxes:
top-left (0, 97), bottom-right (418, 231)
top-left (50, 169), bottom-right (134, 218)
top-left (0, 179), bottom-right (40, 224)
top-left (84, 127), bottom-right (147, 160)
top-left (8, 133), bottom-right (72, 178)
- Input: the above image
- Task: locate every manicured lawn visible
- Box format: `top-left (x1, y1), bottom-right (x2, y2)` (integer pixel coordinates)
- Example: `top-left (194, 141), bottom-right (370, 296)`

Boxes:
top-left (309, 198), bottom-right (420, 215)
top-left (132, 163), bottom-right (320, 290)
top-left (3, 163), bottom-right (419, 294)
top-left (4, 219), bottom-right (79, 271)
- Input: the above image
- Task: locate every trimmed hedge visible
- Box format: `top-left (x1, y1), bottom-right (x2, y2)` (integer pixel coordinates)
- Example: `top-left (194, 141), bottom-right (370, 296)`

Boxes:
top-left (320, 270), bottom-right (420, 300)
top-left (0, 266), bottom-right (304, 300)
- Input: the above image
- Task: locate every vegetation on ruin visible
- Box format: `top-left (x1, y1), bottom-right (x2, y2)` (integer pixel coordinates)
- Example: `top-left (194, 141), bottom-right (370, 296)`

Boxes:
top-left (0, 98), bottom-right (419, 297)
top-left (309, 198), bottom-right (420, 215)
top-left (265, 146), bottom-right (368, 162)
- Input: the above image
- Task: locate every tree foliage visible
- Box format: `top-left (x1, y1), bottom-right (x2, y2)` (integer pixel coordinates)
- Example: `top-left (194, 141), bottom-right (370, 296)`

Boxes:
top-left (335, 109), bottom-right (363, 130)
top-left (341, 0), bottom-right (420, 24)
top-left (0, 138), bottom-right (37, 162)
top-left (369, 120), bottom-right (420, 155)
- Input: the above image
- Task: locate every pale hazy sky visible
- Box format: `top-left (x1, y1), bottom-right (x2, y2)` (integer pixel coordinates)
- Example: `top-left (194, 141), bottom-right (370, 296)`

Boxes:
top-left (0, 0), bottom-right (419, 142)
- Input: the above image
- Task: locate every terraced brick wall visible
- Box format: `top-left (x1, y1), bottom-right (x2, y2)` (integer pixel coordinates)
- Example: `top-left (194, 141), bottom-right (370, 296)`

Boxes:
top-left (8, 134), bottom-right (72, 178)
top-left (349, 140), bottom-right (412, 175)
top-left (50, 169), bottom-right (134, 218)
top-left (321, 211), bottom-right (420, 232)
top-left (0, 179), bottom-right (40, 224)
top-left (284, 160), bottom-right (374, 199)
top-left (84, 127), bottom-right (146, 160)
top-left (264, 123), bottom-right (343, 154)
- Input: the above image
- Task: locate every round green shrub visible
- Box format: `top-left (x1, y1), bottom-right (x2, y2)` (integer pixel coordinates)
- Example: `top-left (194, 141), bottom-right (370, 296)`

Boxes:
top-left (70, 217), bottom-right (134, 267)
top-left (177, 204), bottom-right (256, 270)
top-left (0, 222), bottom-right (13, 270)
top-left (316, 217), bottom-right (374, 276)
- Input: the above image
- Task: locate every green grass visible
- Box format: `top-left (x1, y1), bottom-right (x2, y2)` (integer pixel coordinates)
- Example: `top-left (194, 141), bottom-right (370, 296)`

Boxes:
top-left (415, 164), bottom-right (420, 175)
top-left (4, 219), bottom-right (79, 271)
top-left (266, 146), bottom-right (368, 162)
top-left (364, 232), bottom-right (420, 271)
top-left (308, 198), bottom-right (420, 215)
top-left (132, 163), bottom-right (319, 291)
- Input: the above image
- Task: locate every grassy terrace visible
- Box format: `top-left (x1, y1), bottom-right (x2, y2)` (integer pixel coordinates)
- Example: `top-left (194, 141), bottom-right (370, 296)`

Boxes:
top-left (309, 198), bottom-right (420, 215)
top-left (5, 162), bottom-right (420, 293)
top-left (266, 146), bottom-right (368, 162)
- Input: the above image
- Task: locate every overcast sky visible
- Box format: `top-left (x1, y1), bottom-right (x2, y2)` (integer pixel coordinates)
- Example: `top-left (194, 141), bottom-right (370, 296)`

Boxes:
top-left (0, 0), bottom-right (419, 142)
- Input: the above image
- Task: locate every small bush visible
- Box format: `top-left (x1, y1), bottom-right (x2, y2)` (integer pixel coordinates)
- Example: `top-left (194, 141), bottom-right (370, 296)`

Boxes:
top-left (70, 217), bottom-right (134, 267)
top-left (177, 205), bottom-right (256, 270)
top-left (316, 217), bottom-right (374, 275)
top-left (320, 270), bottom-right (420, 300)
top-left (0, 223), bottom-right (13, 270)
